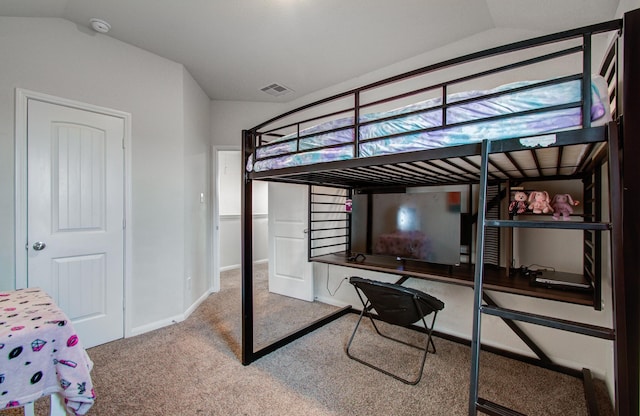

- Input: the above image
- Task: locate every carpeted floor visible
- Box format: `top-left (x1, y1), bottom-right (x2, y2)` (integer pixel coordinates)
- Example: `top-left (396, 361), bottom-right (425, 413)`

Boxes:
top-left (2, 265), bottom-right (613, 415)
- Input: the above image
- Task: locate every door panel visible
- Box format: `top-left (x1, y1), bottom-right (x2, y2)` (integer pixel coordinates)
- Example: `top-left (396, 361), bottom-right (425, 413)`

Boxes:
top-left (268, 183), bottom-right (313, 301)
top-left (53, 254), bottom-right (106, 322)
top-left (53, 123), bottom-right (106, 231)
top-left (27, 100), bottom-right (124, 348)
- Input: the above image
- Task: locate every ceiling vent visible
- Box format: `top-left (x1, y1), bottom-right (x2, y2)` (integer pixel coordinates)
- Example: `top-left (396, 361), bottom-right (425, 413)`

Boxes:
top-left (260, 83), bottom-right (293, 97)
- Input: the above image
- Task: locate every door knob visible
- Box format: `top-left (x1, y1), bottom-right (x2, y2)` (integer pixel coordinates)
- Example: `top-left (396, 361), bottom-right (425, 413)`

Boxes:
top-left (32, 241), bottom-right (46, 251)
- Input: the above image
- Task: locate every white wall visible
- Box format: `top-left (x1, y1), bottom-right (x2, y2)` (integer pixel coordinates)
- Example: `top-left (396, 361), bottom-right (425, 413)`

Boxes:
top-left (617, 0), bottom-right (640, 18)
top-left (0, 17), bottom-right (211, 334)
top-left (217, 150), bottom-right (268, 270)
top-left (211, 101), bottom-right (284, 147)
top-left (210, 101), bottom-right (282, 271)
top-left (218, 215), bottom-right (268, 270)
top-left (182, 68), bottom-right (213, 310)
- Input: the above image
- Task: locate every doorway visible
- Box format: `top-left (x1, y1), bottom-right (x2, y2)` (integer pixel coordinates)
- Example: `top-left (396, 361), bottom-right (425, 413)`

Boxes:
top-left (213, 148), bottom-right (312, 299)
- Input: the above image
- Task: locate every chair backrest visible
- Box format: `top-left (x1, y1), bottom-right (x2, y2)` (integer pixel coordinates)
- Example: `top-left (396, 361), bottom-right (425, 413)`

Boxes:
top-left (349, 277), bottom-right (444, 327)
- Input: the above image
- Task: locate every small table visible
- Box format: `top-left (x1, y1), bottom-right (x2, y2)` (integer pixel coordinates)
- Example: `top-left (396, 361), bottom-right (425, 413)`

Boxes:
top-left (0, 288), bottom-right (95, 415)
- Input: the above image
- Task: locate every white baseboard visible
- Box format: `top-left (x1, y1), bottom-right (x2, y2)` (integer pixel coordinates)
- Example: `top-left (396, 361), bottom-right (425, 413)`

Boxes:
top-left (128, 289), bottom-right (212, 338)
top-left (314, 295), bottom-right (352, 309)
top-left (220, 264), bottom-right (238, 272)
top-left (183, 289), bottom-right (211, 320)
top-left (127, 259), bottom-right (269, 338)
top-left (128, 314), bottom-right (183, 338)
top-left (220, 259), bottom-right (268, 272)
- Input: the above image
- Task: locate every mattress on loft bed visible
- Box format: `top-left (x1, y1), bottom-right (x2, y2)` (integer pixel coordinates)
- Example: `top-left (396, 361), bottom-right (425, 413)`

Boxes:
top-left (247, 76), bottom-right (611, 173)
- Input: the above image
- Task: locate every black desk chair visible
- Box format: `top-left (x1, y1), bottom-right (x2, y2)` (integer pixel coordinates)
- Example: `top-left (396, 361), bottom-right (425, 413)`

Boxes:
top-left (346, 276), bottom-right (445, 385)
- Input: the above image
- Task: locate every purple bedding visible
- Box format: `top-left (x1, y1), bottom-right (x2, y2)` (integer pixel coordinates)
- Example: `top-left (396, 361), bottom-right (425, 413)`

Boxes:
top-left (248, 76), bottom-right (610, 172)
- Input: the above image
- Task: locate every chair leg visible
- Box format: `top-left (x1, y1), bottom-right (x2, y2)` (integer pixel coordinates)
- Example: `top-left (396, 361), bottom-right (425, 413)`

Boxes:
top-left (366, 309), bottom-right (437, 353)
top-left (346, 309), bottom-right (439, 385)
top-left (345, 308), bottom-right (367, 357)
top-left (424, 312), bottom-right (438, 354)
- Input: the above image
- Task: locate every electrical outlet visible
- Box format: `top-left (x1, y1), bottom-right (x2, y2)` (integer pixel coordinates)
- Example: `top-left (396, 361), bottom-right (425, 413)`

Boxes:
top-left (187, 276), bottom-right (192, 290)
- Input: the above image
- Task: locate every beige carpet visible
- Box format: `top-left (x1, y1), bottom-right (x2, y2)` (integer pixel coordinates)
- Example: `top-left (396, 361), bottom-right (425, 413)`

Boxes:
top-left (2, 265), bottom-right (613, 415)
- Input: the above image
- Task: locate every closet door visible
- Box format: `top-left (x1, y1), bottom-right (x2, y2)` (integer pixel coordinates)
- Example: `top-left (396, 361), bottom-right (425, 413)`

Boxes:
top-left (27, 99), bottom-right (125, 348)
top-left (267, 183), bottom-right (313, 301)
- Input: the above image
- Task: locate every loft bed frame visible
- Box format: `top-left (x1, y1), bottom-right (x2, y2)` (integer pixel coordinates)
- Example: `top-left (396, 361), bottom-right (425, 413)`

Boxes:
top-left (241, 9), bottom-right (639, 416)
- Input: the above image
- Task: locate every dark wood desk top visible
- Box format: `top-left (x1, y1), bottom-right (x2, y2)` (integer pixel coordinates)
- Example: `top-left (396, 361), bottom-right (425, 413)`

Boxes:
top-left (312, 253), bottom-right (594, 306)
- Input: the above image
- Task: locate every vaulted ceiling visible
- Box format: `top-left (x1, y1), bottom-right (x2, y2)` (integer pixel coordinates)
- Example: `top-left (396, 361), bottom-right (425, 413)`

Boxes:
top-left (0, 0), bottom-right (621, 101)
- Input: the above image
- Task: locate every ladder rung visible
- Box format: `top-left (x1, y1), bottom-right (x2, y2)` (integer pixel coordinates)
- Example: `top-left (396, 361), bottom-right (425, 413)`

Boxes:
top-left (485, 219), bottom-right (610, 230)
top-left (584, 251), bottom-right (595, 265)
top-left (584, 267), bottom-right (595, 280)
top-left (476, 397), bottom-right (526, 416)
top-left (481, 305), bottom-right (615, 339)
top-left (585, 239), bottom-right (595, 250)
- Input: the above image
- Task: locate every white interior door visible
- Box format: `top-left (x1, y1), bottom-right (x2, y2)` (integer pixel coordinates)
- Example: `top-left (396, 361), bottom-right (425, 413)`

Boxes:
top-left (268, 182), bottom-right (313, 301)
top-left (27, 99), bottom-right (125, 348)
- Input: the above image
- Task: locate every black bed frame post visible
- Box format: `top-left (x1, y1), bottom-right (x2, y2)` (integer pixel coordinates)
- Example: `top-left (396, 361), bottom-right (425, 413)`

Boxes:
top-left (241, 129), bottom-right (254, 365)
top-left (468, 139), bottom-right (490, 414)
top-left (618, 8), bottom-right (640, 416)
top-left (365, 193), bottom-right (372, 254)
top-left (354, 91), bottom-right (360, 158)
top-left (347, 188), bottom-right (353, 255)
top-left (582, 33), bottom-right (592, 128)
top-left (307, 186), bottom-right (312, 260)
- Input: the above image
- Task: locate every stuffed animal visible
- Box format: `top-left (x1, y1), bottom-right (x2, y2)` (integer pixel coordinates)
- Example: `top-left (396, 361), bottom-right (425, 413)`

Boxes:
top-left (509, 191), bottom-right (528, 215)
top-left (528, 191), bottom-right (553, 214)
top-left (551, 193), bottom-right (578, 221)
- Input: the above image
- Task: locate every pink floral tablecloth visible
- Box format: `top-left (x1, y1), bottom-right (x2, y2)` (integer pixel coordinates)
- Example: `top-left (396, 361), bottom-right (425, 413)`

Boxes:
top-left (0, 288), bottom-right (95, 414)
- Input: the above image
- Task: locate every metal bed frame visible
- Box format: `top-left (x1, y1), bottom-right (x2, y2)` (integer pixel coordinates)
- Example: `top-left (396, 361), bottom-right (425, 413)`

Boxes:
top-left (240, 9), bottom-right (639, 416)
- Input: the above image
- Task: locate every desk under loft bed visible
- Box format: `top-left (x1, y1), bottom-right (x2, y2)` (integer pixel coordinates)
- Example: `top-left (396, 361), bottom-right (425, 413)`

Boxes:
top-left (241, 9), bottom-right (639, 416)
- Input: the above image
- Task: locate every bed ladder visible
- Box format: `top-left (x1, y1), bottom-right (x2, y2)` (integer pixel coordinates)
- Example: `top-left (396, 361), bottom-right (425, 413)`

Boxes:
top-left (468, 137), bottom-right (619, 416)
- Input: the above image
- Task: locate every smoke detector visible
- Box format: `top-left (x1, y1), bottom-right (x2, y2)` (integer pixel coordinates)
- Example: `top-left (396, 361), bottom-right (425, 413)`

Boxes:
top-left (90, 18), bottom-right (111, 34)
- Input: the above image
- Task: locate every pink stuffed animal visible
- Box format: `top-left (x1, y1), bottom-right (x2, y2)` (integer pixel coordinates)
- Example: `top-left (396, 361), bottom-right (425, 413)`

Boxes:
top-left (551, 193), bottom-right (578, 221)
top-left (528, 191), bottom-right (553, 214)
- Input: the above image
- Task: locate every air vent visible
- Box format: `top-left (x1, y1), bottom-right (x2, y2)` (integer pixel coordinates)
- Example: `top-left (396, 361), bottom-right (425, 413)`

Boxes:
top-left (260, 83), bottom-right (293, 97)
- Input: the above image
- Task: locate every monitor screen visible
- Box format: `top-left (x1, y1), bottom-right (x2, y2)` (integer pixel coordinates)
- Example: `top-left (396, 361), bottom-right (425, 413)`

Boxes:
top-left (351, 191), bottom-right (461, 265)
